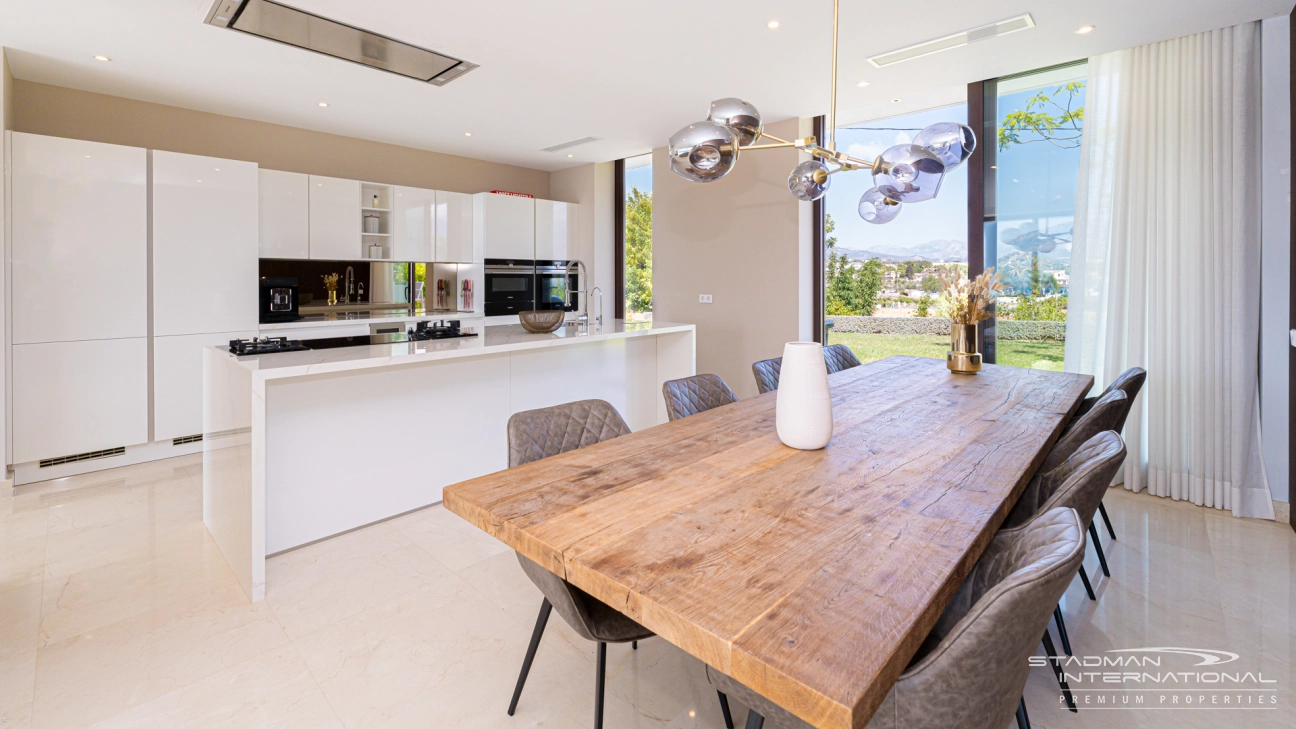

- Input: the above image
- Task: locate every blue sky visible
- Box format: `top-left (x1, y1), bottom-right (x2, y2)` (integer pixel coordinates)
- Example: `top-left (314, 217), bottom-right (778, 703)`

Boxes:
top-left (625, 156), bottom-right (652, 195)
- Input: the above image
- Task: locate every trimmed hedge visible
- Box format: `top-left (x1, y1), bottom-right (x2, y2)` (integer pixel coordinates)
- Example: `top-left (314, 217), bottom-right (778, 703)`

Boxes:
top-left (828, 316), bottom-right (1066, 341)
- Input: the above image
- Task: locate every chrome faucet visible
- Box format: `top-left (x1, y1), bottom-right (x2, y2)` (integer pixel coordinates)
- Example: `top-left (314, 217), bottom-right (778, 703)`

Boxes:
top-left (591, 286), bottom-right (604, 328)
top-left (343, 266), bottom-right (355, 304)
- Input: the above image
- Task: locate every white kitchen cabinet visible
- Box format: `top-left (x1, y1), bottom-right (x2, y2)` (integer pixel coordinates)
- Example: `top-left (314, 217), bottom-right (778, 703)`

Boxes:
top-left (308, 175), bottom-right (361, 260)
top-left (392, 186), bottom-right (435, 261)
top-left (436, 190), bottom-right (476, 263)
top-left (12, 338), bottom-right (149, 463)
top-left (153, 151), bottom-right (259, 337)
top-left (259, 169), bottom-right (309, 259)
top-left (535, 200), bottom-right (579, 261)
top-left (476, 193), bottom-right (535, 260)
top-left (10, 133), bottom-right (147, 344)
top-left (155, 330), bottom-right (256, 441)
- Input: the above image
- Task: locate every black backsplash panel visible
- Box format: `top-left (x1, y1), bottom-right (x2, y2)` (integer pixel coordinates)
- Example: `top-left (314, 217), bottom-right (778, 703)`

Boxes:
top-left (260, 259), bottom-right (377, 305)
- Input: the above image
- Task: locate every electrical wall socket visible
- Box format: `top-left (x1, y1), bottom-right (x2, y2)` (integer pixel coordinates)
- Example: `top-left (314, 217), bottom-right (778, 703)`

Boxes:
top-left (699, 294), bottom-right (713, 303)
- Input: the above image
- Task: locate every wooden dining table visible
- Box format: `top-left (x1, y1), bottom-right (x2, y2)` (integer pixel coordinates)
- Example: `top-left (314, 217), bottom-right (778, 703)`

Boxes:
top-left (444, 355), bottom-right (1093, 729)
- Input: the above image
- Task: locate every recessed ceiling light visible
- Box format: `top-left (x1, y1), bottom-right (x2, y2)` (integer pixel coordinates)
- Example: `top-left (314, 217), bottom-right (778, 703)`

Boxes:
top-left (84, 155), bottom-right (91, 158)
top-left (857, 80), bottom-right (870, 87)
top-left (891, 98), bottom-right (902, 103)
top-left (318, 102), bottom-right (328, 107)
top-left (767, 20), bottom-right (781, 29)
top-left (567, 154), bottom-right (574, 158)
top-left (93, 55), bottom-right (111, 62)
top-left (464, 132), bottom-right (472, 137)
top-left (214, 168), bottom-right (220, 172)
top-left (1076, 25), bottom-right (1095, 35)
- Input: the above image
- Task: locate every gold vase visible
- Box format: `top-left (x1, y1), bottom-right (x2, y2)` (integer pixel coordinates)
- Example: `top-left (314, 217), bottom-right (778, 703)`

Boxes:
top-left (328, 290), bottom-right (338, 306)
top-left (947, 323), bottom-right (982, 374)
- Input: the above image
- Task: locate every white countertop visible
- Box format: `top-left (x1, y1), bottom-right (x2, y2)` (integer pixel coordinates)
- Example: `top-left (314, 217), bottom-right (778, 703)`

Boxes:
top-left (216, 320), bottom-right (695, 381)
top-left (259, 310), bottom-right (480, 331)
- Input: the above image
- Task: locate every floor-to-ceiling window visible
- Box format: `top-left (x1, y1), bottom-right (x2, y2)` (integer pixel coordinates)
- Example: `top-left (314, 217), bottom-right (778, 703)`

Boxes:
top-left (619, 153), bottom-right (653, 321)
top-left (824, 105), bottom-right (969, 363)
top-left (984, 63), bottom-right (1087, 371)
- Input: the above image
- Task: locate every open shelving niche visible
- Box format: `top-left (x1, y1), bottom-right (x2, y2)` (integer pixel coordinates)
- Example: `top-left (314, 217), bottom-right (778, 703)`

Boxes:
top-left (360, 182), bottom-right (394, 260)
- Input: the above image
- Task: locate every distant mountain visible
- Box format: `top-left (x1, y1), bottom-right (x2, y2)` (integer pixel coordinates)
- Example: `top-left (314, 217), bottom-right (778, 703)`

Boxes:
top-left (833, 239), bottom-right (967, 263)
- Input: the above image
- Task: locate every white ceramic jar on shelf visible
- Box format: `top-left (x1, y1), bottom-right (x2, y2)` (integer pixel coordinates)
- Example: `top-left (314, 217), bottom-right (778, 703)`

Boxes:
top-left (775, 342), bottom-right (834, 450)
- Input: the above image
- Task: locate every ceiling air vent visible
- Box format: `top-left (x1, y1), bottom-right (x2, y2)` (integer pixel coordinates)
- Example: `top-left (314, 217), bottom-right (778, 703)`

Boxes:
top-left (204, 0), bottom-right (478, 86)
top-left (540, 137), bottom-right (602, 154)
top-left (868, 14), bottom-right (1035, 68)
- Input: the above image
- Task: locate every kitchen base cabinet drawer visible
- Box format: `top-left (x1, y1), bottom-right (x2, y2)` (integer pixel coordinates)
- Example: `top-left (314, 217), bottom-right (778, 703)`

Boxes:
top-left (13, 339), bottom-right (149, 464)
top-left (155, 331), bottom-right (257, 442)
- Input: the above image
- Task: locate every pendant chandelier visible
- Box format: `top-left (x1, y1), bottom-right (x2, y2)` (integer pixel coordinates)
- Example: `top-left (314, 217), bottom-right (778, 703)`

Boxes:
top-left (667, 0), bottom-right (976, 224)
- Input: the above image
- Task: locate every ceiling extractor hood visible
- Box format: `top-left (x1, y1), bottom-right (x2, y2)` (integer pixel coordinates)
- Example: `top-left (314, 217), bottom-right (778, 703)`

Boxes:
top-left (204, 0), bottom-right (478, 86)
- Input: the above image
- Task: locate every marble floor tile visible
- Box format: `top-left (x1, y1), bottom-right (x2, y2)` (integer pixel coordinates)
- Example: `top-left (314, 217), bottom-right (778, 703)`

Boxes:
top-left (4, 456), bottom-right (1295, 729)
top-left (81, 644), bottom-right (342, 729)
top-left (389, 505), bottom-right (512, 573)
top-left (32, 581), bottom-right (288, 729)
top-left (39, 521), bottom-right (242, 646)
top-left (265, 521), bottom-right (456, 640)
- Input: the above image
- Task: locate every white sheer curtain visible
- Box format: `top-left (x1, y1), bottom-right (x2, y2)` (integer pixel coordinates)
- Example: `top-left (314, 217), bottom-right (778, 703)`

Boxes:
top-left (1064, 21), bottom-right (1274, 519)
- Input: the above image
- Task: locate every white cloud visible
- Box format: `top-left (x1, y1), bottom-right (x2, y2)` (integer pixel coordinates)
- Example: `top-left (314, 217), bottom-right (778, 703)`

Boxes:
top-left (893, 131), bottom-right (913, 145)
top-left (847, 142), bottom-right (884, 160)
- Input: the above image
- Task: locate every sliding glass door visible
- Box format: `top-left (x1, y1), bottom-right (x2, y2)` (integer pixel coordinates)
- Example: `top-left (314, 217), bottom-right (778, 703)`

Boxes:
top-left (982, 63), bottom-right (1087, 370)
top-left (823, 105), bottom-right (969, 364)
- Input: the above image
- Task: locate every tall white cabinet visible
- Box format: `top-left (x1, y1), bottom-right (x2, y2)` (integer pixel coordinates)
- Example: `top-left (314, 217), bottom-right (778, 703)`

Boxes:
top-left (436, 191), bottom-right (475, 263)
top-left (9, 134), bottom-right (150, 463)
top-left (308, 175), bottom-right (361, 260)
top-left (152, 151), bottom-right (259, 441)
top-left (535, 200), bottom-right (578, 260)
top-left (258, 169), bottom-right (309, 259)
top-left (393, 186), bottom-right (435, 262)
top-left (476, 193), bottom-right (535, 259)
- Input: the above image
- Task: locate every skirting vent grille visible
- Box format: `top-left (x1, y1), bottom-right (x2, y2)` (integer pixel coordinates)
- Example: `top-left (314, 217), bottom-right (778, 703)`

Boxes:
top-left (39, 446), bottom-right (126, 468)
top-left (868, 14), bottom-right (1035, 68)
top-left (173, 434), bottom-right (204, 445)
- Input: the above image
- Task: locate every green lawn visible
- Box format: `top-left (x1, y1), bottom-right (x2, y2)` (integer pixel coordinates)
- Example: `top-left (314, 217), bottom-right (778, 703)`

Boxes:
top-left (828, 332), bottom-right (1065, 372)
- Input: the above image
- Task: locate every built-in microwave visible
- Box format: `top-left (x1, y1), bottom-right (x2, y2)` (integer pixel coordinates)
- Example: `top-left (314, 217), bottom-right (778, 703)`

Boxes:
top-left (484, 259), bottom-right (536, 316)
top-left (259, 276), bottom-right (302, 323)
top-left (535, 260), bottom-right (579, 312)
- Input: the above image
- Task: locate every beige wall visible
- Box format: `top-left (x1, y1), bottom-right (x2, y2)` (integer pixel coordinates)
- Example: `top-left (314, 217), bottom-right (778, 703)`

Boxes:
top-left (550, 162), bottom-right (616, 327)
top-left (652, 117), bottom-right (807, 399)
top-left (1, 49), bottom-right (11, 476)
top-left (12, 80), bottom-right (549, 197)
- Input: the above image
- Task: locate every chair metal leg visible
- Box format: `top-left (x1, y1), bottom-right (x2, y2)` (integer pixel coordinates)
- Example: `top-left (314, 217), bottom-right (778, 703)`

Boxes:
top-left (1041, 630), bottom-right (1077, 712)
top-left (717, 691), bottom-right (735, 729)
top-left (1016, 697), bottom-right (1031, 729)
top-left (1053, 605), bottom-right (1073, 656)
top-left (595, 642), bottom-right (607, 729)
top-left (744, 709), bottom-right (765, 729)
top-left (508, 599), bottom-right (552, 716)
top-left (1078, 564), bottom-right (1096, 600)
top-left (1089, 522), bottom-right (1111, 577)
top-left (1098, 501), bottom-right (1116, 540)
top-left (632, 640), bottom-right (637, 650)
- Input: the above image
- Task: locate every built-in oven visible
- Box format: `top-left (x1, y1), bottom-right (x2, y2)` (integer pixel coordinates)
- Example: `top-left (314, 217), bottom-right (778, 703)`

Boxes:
top-left (484, 259), bottom-right (536, 316)
top-left (534, 260), bottom-right (579, 312)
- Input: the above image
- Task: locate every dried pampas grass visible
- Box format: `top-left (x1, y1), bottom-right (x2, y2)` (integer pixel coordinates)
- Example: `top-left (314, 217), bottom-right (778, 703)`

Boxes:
top-left (938, 267), bottom-right (1004, 325)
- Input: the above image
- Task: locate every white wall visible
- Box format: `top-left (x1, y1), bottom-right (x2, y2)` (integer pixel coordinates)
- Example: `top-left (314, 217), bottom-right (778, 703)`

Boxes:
top-left (1, 48), bottom-right (11, 479)
top-left (1260, 16), bottom-right (1290, 505)
top-left (549, 162), bottom-right (615, 327)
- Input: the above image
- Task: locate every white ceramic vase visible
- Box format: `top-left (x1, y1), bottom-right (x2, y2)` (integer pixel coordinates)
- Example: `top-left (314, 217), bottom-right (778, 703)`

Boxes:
top-left (775, 342), bottom-right (833, 450)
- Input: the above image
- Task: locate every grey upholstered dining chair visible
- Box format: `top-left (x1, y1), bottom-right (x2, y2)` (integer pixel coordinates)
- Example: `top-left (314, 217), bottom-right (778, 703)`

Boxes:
top-left (662, 374), bottom-right (739, 421)
top-left (752, 357), bottom-right (782, 394)
top-left (1033, 389), bottom-right (1126, 586)
top-left (1007, 430), bottom-right (1126, 672)
top-left (709, 507), bottom-right (1087, 729)
top-left (1068, 367), bottom-right (1146, 541)
top-left (504, 399), bottom-right (654, 729)
top-left (752, 344), bottom-right (861, 395)
top-left (822, 343), bottom-right (863, 374)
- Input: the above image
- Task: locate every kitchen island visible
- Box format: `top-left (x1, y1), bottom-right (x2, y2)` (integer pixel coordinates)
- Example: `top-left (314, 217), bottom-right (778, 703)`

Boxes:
top-left (203, 320), bottom-right (696, 601)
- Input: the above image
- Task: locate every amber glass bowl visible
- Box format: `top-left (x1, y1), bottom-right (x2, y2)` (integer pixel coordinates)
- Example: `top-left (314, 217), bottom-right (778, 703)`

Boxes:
top-left (518, 310), bottom-right (565, 333)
